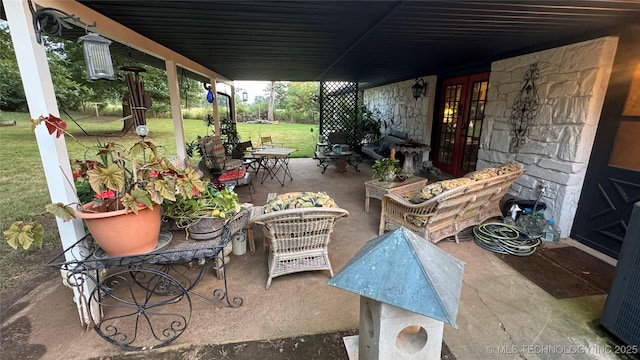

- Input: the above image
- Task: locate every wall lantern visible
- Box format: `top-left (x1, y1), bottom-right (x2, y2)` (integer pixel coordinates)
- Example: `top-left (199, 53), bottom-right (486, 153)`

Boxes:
top-left (78, 33), bottom-right (115, 80)
top-left (242, 91), bottom-right (249, 102)
top-left (412, 78), bottom-right (427, 100)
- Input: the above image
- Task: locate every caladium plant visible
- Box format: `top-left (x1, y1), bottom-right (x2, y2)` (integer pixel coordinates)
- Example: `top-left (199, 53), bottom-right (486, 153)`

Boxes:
top-left (4, 114), bottom-right (206, 250)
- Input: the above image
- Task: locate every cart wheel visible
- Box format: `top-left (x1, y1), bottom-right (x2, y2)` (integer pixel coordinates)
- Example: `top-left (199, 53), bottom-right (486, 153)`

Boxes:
top-left (90, 268), bottom-right (191, 350)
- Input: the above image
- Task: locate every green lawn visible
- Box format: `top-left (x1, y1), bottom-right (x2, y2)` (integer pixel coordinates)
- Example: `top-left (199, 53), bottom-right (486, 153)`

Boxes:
top-left (0, 111), bottom-right (319, 292)
top-left (0, 111), bottom-right (318, 226)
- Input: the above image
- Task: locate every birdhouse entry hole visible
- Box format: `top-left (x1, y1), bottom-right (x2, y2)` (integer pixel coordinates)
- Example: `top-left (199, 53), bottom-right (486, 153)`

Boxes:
top-left (395, 325), bottom-right (428, 354)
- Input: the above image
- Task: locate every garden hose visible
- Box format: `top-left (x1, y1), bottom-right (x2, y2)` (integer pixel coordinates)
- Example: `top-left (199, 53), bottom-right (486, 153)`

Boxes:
top-left (473, 222), bottom-right (542, 256)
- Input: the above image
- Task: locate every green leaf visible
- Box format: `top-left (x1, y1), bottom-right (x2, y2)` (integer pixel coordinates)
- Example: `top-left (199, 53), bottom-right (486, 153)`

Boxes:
top-left (99, 163), bottom-right (125, 191)
top-left (4, 222), bottom-right (22, 250)
top-left (45, 203), bottom-right (77, 221)
top-left (154, 178), bottom-right (176, 202)
top-left (122, 188), bottom-right (153, 214)
top-left (3, 221), bottom-right (44, 251)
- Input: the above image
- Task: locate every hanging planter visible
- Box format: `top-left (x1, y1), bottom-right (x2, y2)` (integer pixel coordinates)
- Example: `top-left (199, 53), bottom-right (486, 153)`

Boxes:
top-left (75, 202), bottom-right (162, 257)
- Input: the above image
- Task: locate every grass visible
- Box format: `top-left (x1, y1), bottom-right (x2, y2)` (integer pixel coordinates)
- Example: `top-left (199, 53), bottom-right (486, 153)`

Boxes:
top-left (0, 111), bottom-right (318, 293)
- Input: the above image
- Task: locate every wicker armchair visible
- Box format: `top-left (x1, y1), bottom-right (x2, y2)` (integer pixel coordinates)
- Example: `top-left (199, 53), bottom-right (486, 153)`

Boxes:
top-left (380, 168), bottom-right (524, 243)
top-left (251, 206), bottom-right (349, 289)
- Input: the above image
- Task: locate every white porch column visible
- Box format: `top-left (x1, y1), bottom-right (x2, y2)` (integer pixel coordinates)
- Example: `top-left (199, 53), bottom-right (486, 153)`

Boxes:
top-left (210, 77), bottom-right (220, 136)
top-left (230, 84), bottom-right (237, 125)
top-left (5, 0), bottom-right (93, 326)
top-left (165, 60), bottom-right (187, 160)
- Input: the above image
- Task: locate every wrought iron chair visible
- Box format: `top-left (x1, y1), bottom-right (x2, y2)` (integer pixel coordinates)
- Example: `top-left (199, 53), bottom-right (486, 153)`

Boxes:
top-left (233, 140), bottom-right (259, 172)
top-left (260, 135), bottom-right (284, 148)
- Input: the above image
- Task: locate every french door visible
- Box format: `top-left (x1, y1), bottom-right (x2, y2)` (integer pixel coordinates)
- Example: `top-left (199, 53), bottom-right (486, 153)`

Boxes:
top-left (434, 73), bottom-right (489, 177)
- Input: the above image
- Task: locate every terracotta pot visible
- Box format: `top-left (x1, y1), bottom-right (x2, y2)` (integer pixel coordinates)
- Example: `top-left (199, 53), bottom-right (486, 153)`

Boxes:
top-left (187, 217), bottom-right (226, 241)
top-left (75, 202), bottom-right (161, 256)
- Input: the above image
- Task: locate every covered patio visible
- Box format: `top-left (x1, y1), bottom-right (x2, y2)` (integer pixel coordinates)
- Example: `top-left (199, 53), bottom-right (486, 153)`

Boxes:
top-left (3, 0), bottom-right (640, 358)
top-left (7, 158), bottom-right (617, 359)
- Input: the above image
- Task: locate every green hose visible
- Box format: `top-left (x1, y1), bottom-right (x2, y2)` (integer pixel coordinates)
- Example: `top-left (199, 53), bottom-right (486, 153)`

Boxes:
top-left (473, 222), bottom-right (542, 256)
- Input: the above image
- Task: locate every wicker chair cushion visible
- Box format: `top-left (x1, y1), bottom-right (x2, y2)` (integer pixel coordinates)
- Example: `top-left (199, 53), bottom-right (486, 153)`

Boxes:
top-left (497, 161), bottom-right (522, 174)
top-left (264, 191), bottom-right (337, 213)
top-left (409, 178), bottom-right (473, 204)
top-left (464, 167), bottom-right (499, 180)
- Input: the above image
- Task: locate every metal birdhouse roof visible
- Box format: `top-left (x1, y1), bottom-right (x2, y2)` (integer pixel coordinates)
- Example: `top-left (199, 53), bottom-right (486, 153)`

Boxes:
top-left (326, 227), bottom-right (464, 328)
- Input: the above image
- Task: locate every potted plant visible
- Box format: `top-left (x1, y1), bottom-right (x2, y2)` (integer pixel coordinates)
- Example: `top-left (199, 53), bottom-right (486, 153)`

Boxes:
top-left (372, 157), bottom-right (401, 181)
top-left (161, 184), bottom-right (241, 240)
top-left (4, 114), bottom-right (206, 256)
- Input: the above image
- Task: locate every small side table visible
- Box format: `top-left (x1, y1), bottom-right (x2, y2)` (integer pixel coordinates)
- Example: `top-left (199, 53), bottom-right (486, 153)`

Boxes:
top-left (364, 176), bottom-right (428, 213)
top-left (392, 143), bottom-right (431, 174)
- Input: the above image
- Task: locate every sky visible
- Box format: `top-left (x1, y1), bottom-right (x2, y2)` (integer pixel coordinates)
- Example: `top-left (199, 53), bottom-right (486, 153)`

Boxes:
top-left (233, 81), bottom-right (271, 104)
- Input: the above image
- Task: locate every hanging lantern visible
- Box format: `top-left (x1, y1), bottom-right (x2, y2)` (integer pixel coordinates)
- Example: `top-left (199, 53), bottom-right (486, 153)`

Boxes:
top-left (78, 33), bottom-right (115, 80)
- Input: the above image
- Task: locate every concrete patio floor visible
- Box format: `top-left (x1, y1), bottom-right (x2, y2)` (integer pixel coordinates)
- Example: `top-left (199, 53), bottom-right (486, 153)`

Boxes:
top-left (4, 158), bottom-right (624, 359)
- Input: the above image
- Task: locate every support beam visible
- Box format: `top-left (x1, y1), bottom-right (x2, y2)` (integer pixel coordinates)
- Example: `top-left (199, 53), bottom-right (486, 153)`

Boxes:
top-left (166, 60), bottom-right (187, 161)
top-left (211, 78), bottom-right (220, 137)
top-left (5, 0), bottom-right (94, 327)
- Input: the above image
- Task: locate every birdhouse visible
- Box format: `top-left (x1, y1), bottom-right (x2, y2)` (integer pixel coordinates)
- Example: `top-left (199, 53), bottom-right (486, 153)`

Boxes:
top-left (326, 227), bottom-right (464, 359)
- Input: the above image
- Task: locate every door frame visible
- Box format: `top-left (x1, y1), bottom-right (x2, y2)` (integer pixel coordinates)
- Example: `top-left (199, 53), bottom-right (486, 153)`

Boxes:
top-left (433, 72), bottom-right (489, 177)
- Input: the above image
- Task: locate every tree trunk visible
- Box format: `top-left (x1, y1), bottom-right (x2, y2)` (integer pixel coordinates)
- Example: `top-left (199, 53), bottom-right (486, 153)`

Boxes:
top-left (268, 80), bottom-right (275, 122)
top-left (121, 93), bottom-right (134, 133)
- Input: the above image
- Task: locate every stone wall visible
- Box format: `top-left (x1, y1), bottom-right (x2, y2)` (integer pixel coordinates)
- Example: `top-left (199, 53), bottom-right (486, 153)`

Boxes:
top-left (362, 76), bottom-right (437, 161)
top-left (479, 37), bottom-right (618, 236)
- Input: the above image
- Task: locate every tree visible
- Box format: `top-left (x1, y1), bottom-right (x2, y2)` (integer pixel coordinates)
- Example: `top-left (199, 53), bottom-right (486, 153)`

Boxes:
top-left (264, 81), bottom-right (287, 121)
top-left (0, 23), bottom-right (27, 111)
top-left (279, 82), bottom-right (319, 123)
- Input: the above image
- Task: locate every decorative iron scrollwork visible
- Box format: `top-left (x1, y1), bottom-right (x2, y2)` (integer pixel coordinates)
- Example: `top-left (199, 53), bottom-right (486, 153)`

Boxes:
top-left (509, 63), bottom-right (540, 153)
top-left (28, 0), bottom-right (96, 44)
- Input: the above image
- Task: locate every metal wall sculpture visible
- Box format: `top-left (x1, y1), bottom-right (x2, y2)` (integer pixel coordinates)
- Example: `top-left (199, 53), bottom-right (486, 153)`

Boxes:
top-left (509, 63), bottom-right (540, 153)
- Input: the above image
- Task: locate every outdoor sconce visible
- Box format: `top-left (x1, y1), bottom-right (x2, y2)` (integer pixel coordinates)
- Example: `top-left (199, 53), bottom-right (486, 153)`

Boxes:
top-left (242, 91), bottom-right (248, 102)
top-left (412, 78), bottom-right (427, 100)
top-left (78, 33), bottom-right (115, 80)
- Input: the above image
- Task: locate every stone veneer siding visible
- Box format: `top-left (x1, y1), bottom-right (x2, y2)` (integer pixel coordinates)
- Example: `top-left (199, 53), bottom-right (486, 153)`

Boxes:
top-left (362, 76), bottom-right (437, 162)
top-left (478, 37), bottom-right (618, 236)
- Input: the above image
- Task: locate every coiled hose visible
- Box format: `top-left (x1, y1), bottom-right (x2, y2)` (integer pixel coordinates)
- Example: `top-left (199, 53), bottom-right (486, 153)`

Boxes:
top-left (473, 222), bottom-right (542, 256)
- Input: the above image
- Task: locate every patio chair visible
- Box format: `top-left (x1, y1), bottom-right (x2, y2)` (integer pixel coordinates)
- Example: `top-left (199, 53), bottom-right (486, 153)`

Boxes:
top-left (199, 136), bottom-right (244, 175)
top-left (232, 140), bottom-right (259, 172)
top-left (251, 192), bottom-right (349, 289)
top-left (260, 135), bottom-right (284, 148)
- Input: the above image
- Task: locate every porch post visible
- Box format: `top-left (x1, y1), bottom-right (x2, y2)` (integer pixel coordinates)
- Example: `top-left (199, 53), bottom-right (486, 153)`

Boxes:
top-left (210, 77), bottom-right (220, 136)
top-left (230, 84), bottom-right (237, 125)
top-left (5, 0), bottom-right (94, 326)
top-left (165, 60), bottom-right (187, 160)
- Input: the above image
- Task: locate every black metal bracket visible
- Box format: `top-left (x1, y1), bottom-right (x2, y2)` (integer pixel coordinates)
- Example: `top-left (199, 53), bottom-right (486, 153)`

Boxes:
top-left (28, 0), bottom-right (96, 44)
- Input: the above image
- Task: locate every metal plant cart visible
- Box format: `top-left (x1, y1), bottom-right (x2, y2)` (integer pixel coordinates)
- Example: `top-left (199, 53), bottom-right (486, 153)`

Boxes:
top-left (47, 216), bottom-right (246, 351)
